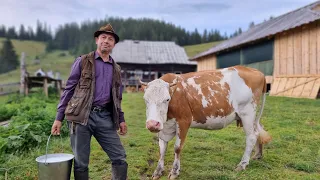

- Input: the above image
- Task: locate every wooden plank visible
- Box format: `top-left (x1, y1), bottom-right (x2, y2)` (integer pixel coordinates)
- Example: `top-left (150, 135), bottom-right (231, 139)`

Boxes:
top-left (212, 56), bottom-right (217, 70)
top-left (43, 78), bottom-right (48, 97)
top-left (197, 60), bottom-right (201, 71)
top-left (280, 34), bottom-right (287, 75)
top-left (274, 36), bottom-right (280, 76)
top-left (287, 31), bottom-right (294, 75)
top-left (0, 82), bottom-right (20, 87)
top-left (276, 78), bottom-right (288, 96)
top-left (205, 59), bottom-right (208, 71)
top-left (276, 74), bottom-right (320, 78)
top-left (273, 78), bottom-right (318, 95)
top-left (265, 76), bottom-right (273, 84)
top-left (301, 77), bottom-right (316, 98)
top-left (284, 78), bottom-right (297, 97)
top-left (291, 78), bottom-right (307, 97)
top-left (317, 21), bottom-right (320, 74)
top-left (309, 23), bottom-right (317, 74)
top-left (310, 78), bottom-right (320, 99)
top-left (269, 77), bottom-right (281, 95)
top-left (301, 25), bottom-right (310, 74)
top-left (293, 27), bottom-right (302, 75)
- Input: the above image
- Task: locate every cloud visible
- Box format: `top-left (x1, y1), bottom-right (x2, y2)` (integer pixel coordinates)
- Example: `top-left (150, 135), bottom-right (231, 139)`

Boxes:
top-left (0, 0), bottom-right (316, 35)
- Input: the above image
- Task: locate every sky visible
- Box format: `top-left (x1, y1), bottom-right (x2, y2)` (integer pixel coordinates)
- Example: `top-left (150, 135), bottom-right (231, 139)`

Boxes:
top-left (0, 0), bottom-right (317, 36)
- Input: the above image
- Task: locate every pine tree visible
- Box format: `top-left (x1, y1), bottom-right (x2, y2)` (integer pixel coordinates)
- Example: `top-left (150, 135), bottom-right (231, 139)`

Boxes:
top-left (0, 38), bottom-right (19, 74)
top-left (202, 29), bottom-right (208, 43)
top-left (0, 25), bottom-right (6, 37)
top-left (7, 27), bottom-right (17, 39)
top-left (249, 21), bottom-right (255, 29)
top-left (19, 24), bottom-right (27, 40)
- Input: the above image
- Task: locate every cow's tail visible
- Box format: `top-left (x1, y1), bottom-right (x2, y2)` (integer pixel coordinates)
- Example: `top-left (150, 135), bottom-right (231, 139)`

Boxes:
top-left (256, 76), bottom-right (272, 144)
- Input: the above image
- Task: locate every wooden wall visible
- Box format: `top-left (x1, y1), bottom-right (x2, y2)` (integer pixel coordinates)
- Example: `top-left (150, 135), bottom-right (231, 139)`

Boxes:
top-left (274, 21), bottom-right (320, 76)
top-left (196, 54), bottom-right (217, 71)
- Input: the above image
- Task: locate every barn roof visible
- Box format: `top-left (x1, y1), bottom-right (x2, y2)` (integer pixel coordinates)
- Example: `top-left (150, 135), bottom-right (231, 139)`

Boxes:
top-left (111, 40), bottom-right (196, 65)
top-left (191, 1), bottom-right (320, 60)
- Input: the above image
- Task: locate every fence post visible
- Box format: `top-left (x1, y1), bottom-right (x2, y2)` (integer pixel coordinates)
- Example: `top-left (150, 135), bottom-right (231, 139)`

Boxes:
top-left (20, 52), bottom-right (26, 95)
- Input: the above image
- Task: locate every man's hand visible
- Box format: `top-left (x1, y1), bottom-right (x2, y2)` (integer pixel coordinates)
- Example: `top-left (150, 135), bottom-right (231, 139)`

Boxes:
top-left (51, 120), bottom-right (62, 135)
top-left (119, 122), bottom-right (127, 135)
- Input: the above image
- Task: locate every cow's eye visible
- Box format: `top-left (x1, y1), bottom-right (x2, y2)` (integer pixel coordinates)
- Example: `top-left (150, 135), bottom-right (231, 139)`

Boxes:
top-left (166, 99), bottom-right (170, 102)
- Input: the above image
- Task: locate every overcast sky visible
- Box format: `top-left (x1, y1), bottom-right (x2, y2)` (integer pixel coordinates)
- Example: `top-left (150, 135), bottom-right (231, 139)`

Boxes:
top-left (0, 0), bottom-right (316, 36)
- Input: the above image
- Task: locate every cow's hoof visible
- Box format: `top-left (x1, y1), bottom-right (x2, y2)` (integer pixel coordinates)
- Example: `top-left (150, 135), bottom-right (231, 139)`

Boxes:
top-left (235, 165), bottom-right (245, 172)
top-left (252, 154), bottom-right (262, 160)
top-left (168, 173), bottom-right (178, 179)
top-left (152, 175), bottom-right (161, 180)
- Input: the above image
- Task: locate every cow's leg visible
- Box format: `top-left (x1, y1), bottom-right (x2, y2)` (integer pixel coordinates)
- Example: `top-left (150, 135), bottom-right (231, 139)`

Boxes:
top-left (152, 120), bottom-right (177, 179)
top-left (168, 123), bottom-right (188, 179)
top-left (236, 108), bottom-right (258, 171)
top-left (152, 138), bottom-right (168, 180)
top-left (252, 140), bottom-right (263, 160)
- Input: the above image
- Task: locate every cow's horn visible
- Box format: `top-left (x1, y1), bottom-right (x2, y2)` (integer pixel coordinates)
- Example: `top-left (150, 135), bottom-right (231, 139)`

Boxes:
top-left (169, 82), bottom-right (177, 87)
top-left (139, 79), bottom-right (148, 86)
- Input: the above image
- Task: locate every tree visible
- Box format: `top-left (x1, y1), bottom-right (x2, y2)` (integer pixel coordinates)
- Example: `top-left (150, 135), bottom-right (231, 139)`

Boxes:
top-left (7, 27), bottom-right (17, 39)
top-left (19, 24), bottom-right (27, 40)
top-left (202, 29), bottom-right (208, 43)
top-left (0, 38), bottom-right (19, 74)
top-left (249, 21), bottom-right (255, 29)
top-left (0, 25), bottom-right (6, 37)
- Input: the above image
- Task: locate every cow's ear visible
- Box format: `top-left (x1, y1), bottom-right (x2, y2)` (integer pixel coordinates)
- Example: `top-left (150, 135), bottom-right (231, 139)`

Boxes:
top-left (140, 84), bottom-right (147, 92)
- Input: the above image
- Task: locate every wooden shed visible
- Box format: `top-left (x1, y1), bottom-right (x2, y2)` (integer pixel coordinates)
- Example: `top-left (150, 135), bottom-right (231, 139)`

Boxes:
top-left (191, 1), bottom-right (320, 99)
top-left (111, 40), bottom-right (196, 91)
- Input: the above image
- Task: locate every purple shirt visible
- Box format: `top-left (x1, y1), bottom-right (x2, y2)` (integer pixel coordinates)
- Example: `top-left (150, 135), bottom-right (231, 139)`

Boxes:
top-left (55, 51), bottom-right (125, 123)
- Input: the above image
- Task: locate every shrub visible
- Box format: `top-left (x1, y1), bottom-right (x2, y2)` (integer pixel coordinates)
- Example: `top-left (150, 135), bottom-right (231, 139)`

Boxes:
top-left (0, 93), bottom-right (69, 163)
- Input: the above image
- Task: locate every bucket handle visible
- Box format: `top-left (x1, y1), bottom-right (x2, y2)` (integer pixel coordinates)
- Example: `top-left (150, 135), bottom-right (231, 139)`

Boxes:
top-left (44, 134), bottom-right (62, 164)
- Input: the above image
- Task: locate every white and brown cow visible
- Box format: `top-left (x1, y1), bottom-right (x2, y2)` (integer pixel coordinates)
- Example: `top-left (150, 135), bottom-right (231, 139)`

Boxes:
top-left (140, 65), bottom-right (272, 179)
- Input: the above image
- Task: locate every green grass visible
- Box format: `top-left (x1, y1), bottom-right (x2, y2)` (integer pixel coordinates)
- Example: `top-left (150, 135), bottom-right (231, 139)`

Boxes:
top-left (0, 96), bottom-right (8, 104)
top-left (184, 41), bottom-right (222, 58)
top-left (0, 94), bottom-right (319, 179)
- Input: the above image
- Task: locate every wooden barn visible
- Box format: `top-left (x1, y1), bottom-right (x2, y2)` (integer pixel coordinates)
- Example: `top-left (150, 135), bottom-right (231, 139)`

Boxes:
top-left (111, 40), bottom-right (196, 90)
top-left (191, 1), bottom-right (320, 99)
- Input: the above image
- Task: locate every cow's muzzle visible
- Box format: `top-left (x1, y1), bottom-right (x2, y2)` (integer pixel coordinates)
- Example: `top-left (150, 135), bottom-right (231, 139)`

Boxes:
top-left (146, 120), bottom-right (161, 133)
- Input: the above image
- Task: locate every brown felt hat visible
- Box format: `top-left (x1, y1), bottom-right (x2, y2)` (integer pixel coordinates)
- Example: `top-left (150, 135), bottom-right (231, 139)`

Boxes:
top-left (94, 23), bottom-right (119, 43)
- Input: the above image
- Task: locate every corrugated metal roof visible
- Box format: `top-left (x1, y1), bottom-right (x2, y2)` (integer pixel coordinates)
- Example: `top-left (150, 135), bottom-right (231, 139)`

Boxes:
top-left (192, 1), bottom-right (320, 60)
top-left (111, 40), bottom-right (196, 65)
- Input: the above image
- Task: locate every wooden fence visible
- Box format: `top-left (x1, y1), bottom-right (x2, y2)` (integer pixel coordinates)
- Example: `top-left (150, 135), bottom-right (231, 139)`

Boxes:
top-left (0, 82), bottom-right (20, 96)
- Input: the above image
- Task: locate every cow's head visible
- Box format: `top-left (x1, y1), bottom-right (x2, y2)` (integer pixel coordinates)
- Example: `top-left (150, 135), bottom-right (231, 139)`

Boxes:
top-left (140, 79), bottom-right (176, 133)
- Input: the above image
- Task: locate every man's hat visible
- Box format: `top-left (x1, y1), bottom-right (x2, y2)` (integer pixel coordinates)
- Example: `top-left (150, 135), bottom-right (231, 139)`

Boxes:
top-left (94, 24), bottom-right (120, 43)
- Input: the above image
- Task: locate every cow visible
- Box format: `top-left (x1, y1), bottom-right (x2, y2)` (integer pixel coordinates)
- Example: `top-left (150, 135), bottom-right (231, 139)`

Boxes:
top-left (140, 65), bottom-right (272, 179)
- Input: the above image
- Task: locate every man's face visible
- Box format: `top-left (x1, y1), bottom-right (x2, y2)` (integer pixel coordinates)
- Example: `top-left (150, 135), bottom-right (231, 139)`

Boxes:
top-left (95, 33), bottom-right (115, 53)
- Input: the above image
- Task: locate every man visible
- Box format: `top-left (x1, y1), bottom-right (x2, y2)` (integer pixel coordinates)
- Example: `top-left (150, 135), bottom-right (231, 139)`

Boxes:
top-left (51, 24), bottom-right (128, 180)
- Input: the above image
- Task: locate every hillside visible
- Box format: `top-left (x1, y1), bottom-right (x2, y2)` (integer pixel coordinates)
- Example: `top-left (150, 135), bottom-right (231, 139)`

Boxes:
top-left (0, 39), bottom-right (221, 84)
top-left (183, 41), bottom-right (222, 58)
top-left (0, 38), bottom-right (75, 83)
top-left (0, 38), bottom-right (46, 65)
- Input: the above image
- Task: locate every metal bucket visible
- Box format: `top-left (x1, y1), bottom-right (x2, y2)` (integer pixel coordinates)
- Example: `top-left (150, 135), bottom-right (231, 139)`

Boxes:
top-left (35, 134), bottom-right (74, 180)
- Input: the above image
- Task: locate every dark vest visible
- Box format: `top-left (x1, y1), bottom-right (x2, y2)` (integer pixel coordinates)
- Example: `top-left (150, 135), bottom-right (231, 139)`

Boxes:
top-left (64, 51), bottom-right (122, 129)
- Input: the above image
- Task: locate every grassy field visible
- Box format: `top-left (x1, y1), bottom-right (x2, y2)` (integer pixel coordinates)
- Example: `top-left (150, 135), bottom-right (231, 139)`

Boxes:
top-left (0, 93), bottom-right (319, 179)
top-left (0, 37), bottom-right (77, 83)
top-left (184, 41), bottom-right (221, 58)
top-left (0, 50), bottom-right (75, 84)
top-left (0, 38), bottom-right (46, 65)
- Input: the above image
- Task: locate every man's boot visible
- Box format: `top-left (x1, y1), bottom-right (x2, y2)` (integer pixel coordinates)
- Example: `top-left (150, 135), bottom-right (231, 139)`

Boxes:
top-left (74, 170), bottom-right (89, 180)
top-left (111, 161), bottom-right (128, 180)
